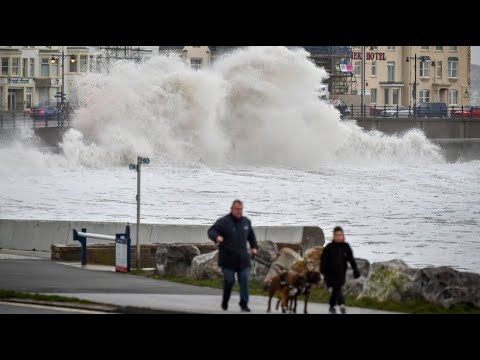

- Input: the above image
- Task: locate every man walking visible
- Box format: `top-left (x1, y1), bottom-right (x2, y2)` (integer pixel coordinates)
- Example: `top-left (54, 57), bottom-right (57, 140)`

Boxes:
top-left (208, 200), bottom-right (258, 312)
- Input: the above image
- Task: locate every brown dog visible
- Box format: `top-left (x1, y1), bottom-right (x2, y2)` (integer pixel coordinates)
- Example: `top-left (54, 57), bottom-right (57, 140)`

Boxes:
top-left (267, 271), bottom-right (308, 313)
top-left (283, 271), bottom-right (321, 314)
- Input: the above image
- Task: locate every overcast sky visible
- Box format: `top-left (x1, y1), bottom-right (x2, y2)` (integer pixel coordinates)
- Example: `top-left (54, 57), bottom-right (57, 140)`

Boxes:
top-left (472, 46), bottom-right (480, 65)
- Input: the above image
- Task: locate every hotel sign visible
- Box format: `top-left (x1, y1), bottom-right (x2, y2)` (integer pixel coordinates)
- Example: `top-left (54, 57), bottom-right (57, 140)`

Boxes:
top-left (352, 52), bottom-right (387, 61)
top-left (0, 77), bottom-right (33, 85)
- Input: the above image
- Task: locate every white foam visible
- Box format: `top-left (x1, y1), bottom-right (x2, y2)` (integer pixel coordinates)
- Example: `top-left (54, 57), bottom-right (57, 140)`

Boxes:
top-left (0, 46), bottom-right (444, 173)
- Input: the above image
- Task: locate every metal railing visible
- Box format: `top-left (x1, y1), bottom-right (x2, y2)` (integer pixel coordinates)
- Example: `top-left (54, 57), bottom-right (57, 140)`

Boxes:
top-left (336, 105), bottom-right (480, 119)
top-left (0, 111), bottom-right (71, 129)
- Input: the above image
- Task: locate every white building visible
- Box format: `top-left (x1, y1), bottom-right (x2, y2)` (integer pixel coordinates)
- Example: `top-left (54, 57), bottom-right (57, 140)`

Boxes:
top-left (0, 46), bottom-right (93, 111)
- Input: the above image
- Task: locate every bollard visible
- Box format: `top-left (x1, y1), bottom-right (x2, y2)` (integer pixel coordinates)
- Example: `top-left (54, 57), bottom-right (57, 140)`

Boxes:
top-left (73, 228), bottom-right (88, 266)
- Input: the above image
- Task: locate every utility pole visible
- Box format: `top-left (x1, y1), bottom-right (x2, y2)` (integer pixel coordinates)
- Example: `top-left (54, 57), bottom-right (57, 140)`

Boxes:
top-left (129, 157), bottom-right (150, 271)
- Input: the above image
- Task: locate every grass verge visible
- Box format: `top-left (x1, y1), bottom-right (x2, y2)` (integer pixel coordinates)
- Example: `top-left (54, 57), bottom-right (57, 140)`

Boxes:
top-left (0, 289), bottom-right (94, 305)
top-left (131, 271), bottom-right (480, 314)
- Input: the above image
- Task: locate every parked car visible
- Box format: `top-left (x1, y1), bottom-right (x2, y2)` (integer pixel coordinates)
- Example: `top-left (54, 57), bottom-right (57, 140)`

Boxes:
top-left (397, 108), bottom-right (414, 118)
top-left (380, 106), bottom-right (408, 117)
top-left (415, 102), bottom-right (448, 118)
top-left (454, 106), bottom-right (480, 118)
top-left (30, 106), bottom-right (61, 119)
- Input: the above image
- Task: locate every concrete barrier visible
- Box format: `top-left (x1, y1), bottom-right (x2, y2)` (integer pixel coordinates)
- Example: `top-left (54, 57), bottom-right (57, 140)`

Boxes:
top-left (354, 118), bottom-right (480, 139)
top-left (0, 219), bottom-right (325, 253)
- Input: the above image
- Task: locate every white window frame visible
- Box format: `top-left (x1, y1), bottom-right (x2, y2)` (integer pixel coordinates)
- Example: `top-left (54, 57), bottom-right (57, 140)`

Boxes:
top-left (371, 88), bottom-right (377, 103)
top-left (384, 88), bottom-right (390, 105)
top-left (190, 58), bottom-right (203, 71)
top-left (29, 58), bottom-right (35, 77)
top-left (420, 60), bottom-right (430, 78)
top-left (448, 90), bottom-right (458, 105)
top-left (419, 90), bottom-right (430, 103)
top-left (392, 89), bottom-right (399, 105)
top-left (371, 61), bottom-right (376, 77)
top-left (80, 55), bottom-right (88, 72)
top-left (2, 57), bottom-right (9, 76)
top-left (11, 57), bottom-right (20, 76)
top-left (387, 61), bottom-right (395, 82)
top-left (435, 46), bottom-right (443, 51)
top-left (421, 46), bottom-right (429, 50)
top-left (22, 58), bottom-right (28, 77)
top-left (436, 61), bottom-right (442, 79)
top-left (354, 61), bottom-right (361, 76)
top-left (449, 46), bottom-right (457, 52)
top-left (41, 58), bottom-right (49, 76)
top-left (387, 46), bottom-right (395, 50)
top-left (448, 60), bottom-right (458, 78)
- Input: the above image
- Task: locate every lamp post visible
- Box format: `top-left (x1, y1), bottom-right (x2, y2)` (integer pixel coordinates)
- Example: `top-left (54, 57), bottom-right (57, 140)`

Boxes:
top-left (51, 50), bottom-right (76, 112)
top-left (361, 46), bottom-right (366, 117)
top-left (406, 54), bottom-right (426, 117)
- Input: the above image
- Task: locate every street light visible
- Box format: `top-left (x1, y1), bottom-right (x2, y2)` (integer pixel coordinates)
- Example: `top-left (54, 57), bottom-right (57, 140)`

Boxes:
top-left (406, 54), bottom-right (427, 117)
top-left (50, 52), bottom-right (76, 113)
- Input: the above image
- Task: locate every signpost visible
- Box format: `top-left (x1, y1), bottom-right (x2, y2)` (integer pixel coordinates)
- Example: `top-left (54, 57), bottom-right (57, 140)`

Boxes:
top-left (129, 156), bottom-right (150, 270)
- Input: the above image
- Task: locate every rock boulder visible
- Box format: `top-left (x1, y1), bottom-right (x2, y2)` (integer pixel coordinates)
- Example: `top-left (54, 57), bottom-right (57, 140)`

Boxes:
top-left (263, 248), bottom-right (303, 286)
top-left (412, 267), bottom-right (480, 308)
top-left (191, 250), bottom-right (223, 280)
top-left (359, 259), bottom-right (417, 302)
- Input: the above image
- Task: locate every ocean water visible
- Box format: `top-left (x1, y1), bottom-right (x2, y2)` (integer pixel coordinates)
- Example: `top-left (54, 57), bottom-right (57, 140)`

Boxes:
top-left (0, 46), bottom-right (478, 272)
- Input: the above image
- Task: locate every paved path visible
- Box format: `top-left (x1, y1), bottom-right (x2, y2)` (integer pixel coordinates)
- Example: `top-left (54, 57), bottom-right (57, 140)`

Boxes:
top-left (0, 301), bottom-right (108, 314)
top-left (0, 254), bottom-right (397, 314)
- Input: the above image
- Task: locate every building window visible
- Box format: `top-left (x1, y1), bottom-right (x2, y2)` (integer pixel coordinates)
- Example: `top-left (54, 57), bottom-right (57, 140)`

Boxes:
top-left (70, 58), bottom-right (77, 73)
top-left (449, 90), bottom-right (458, 105)
top-left (387, 61), bottom-right (395, 82)
top-left (436, 61), bottom-right (442, 78)
top-left (371, 61), bottom-right (376, 77)
top-left (370, 46), bottom-right (378, 50)
top-left (29, 58), bottom-right (35, 77)
top-left (354, 61), bottom-right (361, 75)
top-left (435, 46), bottom-right (443, 51)
top-left (80, 55), bottom-right (88, 72)
top-left (420, 60), bottom-right (430, 78)
top-left (2, 58), bottom-right (9, 75)
top-left (11, 58), bottom-right (20, 76)
top-left (419, 90), bottom-right (430, 103)
top-left (448, 60), bottom-right (458, 78)
top-left (387, 46), bottom-right (395, 50)
top-left (52, 60), bottom-right (58, 77)
top-left (41, 58), bottom-right (49, 76)
top-left (191, 58), bottom-right (202, 70)
top-left (392, 89), bottom-right (399, 105)
top-left (26, 87), bottom-right (32, 108)
top-left (22, 58), bottom-right (28, 77)
top-left (421, 46), bottom-right (429, 50)
top-left (371, 88), bottom-right (377, 103)
top-left (384, 89), bottom-right (389, 105)
top-left (449, 46), bottom-right (457, 51)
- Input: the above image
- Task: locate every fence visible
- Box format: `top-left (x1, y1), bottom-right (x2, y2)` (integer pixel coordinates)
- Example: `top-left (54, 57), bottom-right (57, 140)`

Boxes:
top-left (0, 111), bottom-right (71, 129)
top-left (338, 105), bottom-right (480, 119)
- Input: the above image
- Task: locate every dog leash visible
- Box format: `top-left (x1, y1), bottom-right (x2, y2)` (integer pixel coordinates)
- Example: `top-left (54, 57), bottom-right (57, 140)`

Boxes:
top-left (251, 254), bottom-right (289, 274)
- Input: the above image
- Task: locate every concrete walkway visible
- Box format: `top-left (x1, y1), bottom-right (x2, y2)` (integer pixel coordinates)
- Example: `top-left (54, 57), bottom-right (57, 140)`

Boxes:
top-left (0, 252), bottom-right (397, 314)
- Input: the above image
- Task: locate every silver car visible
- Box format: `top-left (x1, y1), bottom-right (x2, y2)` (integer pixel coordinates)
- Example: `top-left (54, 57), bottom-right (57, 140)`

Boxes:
top-left (380, 106), bottom-right (408, 117)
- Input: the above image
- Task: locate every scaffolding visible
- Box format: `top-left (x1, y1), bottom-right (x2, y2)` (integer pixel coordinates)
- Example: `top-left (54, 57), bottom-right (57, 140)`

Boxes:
top-left (302, 46), bottom-right (357, 95)
top-left (98, 46), bottom-right (152, 62)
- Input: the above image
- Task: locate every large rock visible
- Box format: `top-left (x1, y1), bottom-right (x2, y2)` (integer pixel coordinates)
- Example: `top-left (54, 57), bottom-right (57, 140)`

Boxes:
top-left (263, 248), bottom-right (303, 286)
top-left (344, 258), bottom-right (371, 297)
top-left (290, 260), bottom-right (310, 274)
top-left (289, 247), bottom-right (324, 274)
top-left (359, 259), bottom-right (418, 302)
top-left (412, 267), bottom-right (480, 308)
top-left (251, 241), bottom-right (279, 282)
top-left (301, 227), bottom-right (325, 254)
top-left (191, 250), bottom-right (223, 280)
top-left (160, 244), bottom-right (201, 277)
